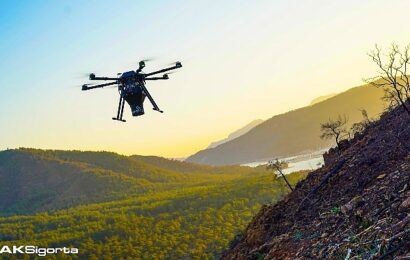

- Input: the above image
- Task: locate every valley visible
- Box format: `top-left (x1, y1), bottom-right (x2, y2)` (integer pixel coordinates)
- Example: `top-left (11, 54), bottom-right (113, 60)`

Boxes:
top-left (0, 149), bottom-right (307, 259)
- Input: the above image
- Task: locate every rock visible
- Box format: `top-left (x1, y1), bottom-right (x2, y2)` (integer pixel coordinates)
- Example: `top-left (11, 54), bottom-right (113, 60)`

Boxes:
top-left (355, 209), bottom-right (364, 216)
top-left (341, 196), bottom-right (362, 215)
top-left (400, 197), bottom-right (410, 209)
top-left (341, 204), bottom-right (352, 215)
top-left (377, 174), bottom-right (386, 179)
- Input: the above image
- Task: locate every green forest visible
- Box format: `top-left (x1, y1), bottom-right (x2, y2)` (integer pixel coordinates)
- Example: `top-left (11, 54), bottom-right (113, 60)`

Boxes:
top-left (0, 149), bottom-right (307, 259)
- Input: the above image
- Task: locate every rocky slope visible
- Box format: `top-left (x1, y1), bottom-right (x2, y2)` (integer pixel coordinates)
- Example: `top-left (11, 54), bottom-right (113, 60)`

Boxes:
top-left (224, 104), bottom-right (410, 259)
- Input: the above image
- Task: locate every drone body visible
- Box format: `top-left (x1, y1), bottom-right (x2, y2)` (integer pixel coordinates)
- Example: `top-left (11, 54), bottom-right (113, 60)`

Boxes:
top-left (82, 61), bottom-right (182, 122)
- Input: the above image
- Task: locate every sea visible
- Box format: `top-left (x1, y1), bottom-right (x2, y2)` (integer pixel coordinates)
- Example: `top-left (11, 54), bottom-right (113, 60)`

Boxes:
top-left (241, 149), bottom-right (327, 174)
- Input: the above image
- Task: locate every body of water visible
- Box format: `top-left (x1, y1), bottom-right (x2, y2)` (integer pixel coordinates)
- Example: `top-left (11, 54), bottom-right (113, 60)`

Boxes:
top-left (242, 150), bottom-right (326, 174)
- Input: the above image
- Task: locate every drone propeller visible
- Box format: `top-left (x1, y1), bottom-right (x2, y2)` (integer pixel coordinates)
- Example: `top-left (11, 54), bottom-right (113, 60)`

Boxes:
top-left (158, 72), bottom-right (176, 80)
top-left (140, 57), bottom-right (155, 62)
top-left (138, 58), bottom-right (155, 67)
top-left (137, 58), bottom-right (156, 72)
top-left (81, 83), bottom-right (95, 90)
top-left (73, 73), bottom-right (100, 80)
top-left (166, 61), bottom-right (182, 67)
top-left (73, 73), bottom-right (92, 79)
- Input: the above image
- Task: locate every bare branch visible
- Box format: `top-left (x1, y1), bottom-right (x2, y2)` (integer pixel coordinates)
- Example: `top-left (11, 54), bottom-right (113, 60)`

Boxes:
top-left (367, 44), bottom-right (410, 115)
top-left (320, 115), bottom-right (349, 148)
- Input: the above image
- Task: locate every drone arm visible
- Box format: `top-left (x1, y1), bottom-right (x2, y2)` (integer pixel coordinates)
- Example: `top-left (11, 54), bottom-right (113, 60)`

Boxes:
top-left (145, 76), bottom-right (168, 80)
top-left (82, 81), bottom-right (118, 91)
top-left (90, 76), bottom-right (119, 81)
top-left (144, 63), bottom-right (182, 77)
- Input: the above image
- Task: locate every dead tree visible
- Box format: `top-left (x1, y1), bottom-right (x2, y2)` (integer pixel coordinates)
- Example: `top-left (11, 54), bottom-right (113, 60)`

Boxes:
top-left (267, 159), bottom-right (294, 191)
top-left (350, 109), bottom-right (372, 138)
top-left (320, 115), bottom-right (348, 148)
top-left (366, 44), bottom-right (410, 115)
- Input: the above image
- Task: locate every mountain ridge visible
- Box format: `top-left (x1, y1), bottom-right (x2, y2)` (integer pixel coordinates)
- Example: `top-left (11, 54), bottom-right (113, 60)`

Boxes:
top-left (309, 93), bottom-right (338, 105)
top-left (207, 119), bottom-right (264, 149)
top-left (186, 84), bottom-right (386, 166)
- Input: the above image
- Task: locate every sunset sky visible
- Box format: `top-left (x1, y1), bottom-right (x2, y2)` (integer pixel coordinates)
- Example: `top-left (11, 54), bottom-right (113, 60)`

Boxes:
top-left (1, 0), bottom-right (410, 157)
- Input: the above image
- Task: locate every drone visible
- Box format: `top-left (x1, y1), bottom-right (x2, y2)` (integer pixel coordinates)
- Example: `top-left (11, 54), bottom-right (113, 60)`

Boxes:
top-left (82, 60), bottom-right (182, 122)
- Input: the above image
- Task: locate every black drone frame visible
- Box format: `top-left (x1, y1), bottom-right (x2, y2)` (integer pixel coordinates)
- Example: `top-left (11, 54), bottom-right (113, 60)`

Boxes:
top-left (82, 61), bottom-right (182, 122)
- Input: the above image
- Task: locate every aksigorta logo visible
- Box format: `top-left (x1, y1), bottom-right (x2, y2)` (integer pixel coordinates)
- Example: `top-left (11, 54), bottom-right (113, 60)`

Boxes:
top-left (0, 245), bottom-right (78, 257)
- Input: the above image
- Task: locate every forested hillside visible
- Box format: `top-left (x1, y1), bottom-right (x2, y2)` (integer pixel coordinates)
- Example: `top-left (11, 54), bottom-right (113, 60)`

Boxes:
top-left (0, 149), bottom-right (274, 215)
top-left (0, 148), bottom-right (307, 258)
top-left (0, 171), bottom-right (307, 259)
top-left (0, 149), bottom-right (148, 215)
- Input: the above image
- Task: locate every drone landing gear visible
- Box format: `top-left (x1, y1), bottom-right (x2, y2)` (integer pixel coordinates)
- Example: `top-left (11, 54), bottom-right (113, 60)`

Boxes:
top-left (112, 96), bottom-right (126, 122)
top-left (141, 84), bottom-right (163, 113)
top-left (112, 117), bottom-right (126, 122)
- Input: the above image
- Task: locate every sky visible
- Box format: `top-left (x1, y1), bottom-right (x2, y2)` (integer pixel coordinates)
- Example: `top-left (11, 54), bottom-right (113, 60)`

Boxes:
top-left (1, 0), bottom-right (410, 158)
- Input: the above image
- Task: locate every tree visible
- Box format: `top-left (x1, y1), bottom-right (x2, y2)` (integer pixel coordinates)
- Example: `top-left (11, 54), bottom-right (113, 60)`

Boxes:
top-left (320, 115), bottom-right (348, 148)
top-left (366, 44), bottom-right (410, 115)
top-left (350, 109), bottom-right (372, 138)
top-left (267, 159), bottom-right (293, 191)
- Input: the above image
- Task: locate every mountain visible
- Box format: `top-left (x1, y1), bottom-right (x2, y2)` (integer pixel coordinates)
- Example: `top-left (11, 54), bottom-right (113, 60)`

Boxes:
top-left (309, 93), bottom-right (337, 105)
top-left (224, 103), bottom-right (410, 259)
top-left (186, 84), bottom-right (386, 166)
top-left (207, 119), bottom-right (264, 149)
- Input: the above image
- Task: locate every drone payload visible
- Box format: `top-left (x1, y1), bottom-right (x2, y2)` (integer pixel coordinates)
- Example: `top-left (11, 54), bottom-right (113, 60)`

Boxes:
top-left (82, 60), bottom-right (182, 122)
